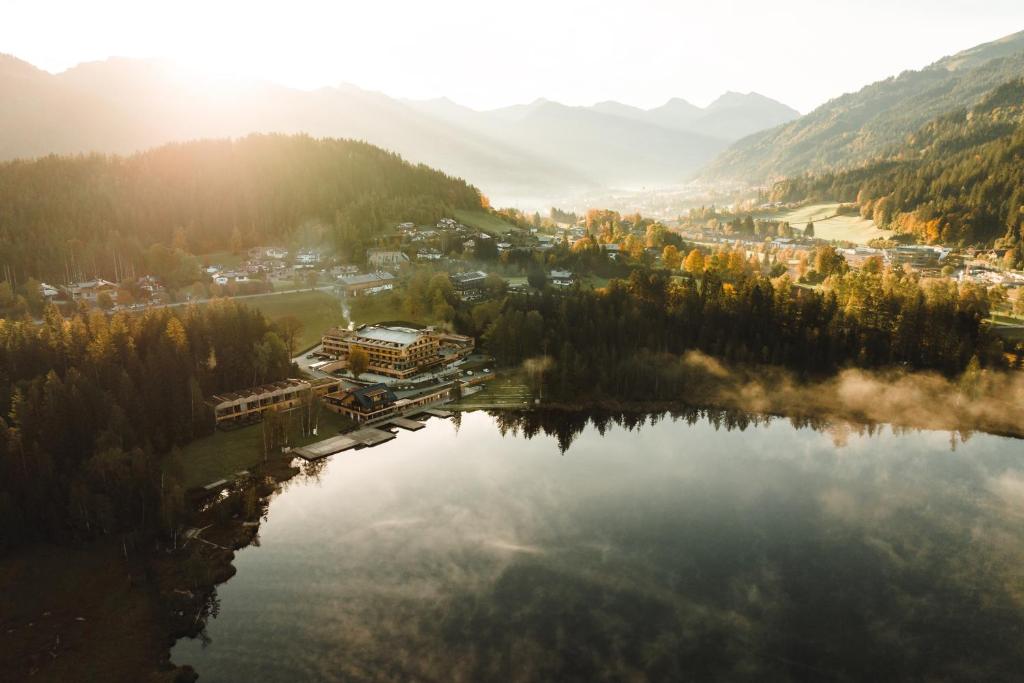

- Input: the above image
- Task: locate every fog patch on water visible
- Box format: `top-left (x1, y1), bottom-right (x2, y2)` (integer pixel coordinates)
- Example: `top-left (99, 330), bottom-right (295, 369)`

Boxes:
top-left (678, 350), bottom-right (1024, 438)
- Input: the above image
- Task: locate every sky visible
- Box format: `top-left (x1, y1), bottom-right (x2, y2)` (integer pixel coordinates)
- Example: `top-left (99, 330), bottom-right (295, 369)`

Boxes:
top-left (2, 0), bottom-right (1022, 113)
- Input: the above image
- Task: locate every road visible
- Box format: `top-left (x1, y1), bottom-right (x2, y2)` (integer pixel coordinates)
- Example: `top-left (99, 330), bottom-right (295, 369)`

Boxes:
top-left (157, 284), bottom-right (337, 310)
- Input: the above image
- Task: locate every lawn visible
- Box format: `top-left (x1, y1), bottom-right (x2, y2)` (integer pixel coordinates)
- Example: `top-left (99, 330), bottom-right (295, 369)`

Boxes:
top-left (163, 409), bottom-right (357, 490)
top-left (240, 290), bottom-right (345, 351)
top-left (347, 292), bottom-right (440, 327)
top-left (196, 250), bottom-right (245, 269)
top-left (758, 203), bottom-right (892, 245)
top-left (453, 209), bottom-right (517, 236)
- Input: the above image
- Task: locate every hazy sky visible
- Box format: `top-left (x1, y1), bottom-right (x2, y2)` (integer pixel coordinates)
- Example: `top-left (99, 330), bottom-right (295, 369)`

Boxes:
top-left (2, 0), bottom-right (1022, 112)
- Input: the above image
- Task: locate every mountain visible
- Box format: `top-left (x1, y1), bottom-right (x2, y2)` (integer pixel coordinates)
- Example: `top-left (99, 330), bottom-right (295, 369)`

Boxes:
top-left (0, 57), bottom-right (596, 203)
top-left (0, 54), bottom-right (799, 205)
top-left (585, 92), bottom-right (797, 138)
top-left (419, 99), bottom-right (728, 188)
top-left (686, 92), bottom-right (800, 139)
top-left (767, 78), bottom-right (1024, 259)
top-left (643, 97), bottom-right (705, 129)
top-left (702, 29), bottom-right (1024, 183)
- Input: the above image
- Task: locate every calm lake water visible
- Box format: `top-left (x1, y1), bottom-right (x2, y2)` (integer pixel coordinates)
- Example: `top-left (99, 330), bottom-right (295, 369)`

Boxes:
top-left (172, 411), bottom-right (1024, 682)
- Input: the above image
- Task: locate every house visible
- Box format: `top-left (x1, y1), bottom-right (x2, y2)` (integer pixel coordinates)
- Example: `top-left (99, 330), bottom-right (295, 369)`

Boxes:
top-left (212, 271), bottom-right (249, 285)
top-left (549, 270), bottom-right (577, 287)
top-left (39, 282), bottom-right (60, 300)
top-left (321, 324), bottom-right (475, 379)
top-left (416, 248), bottom-right (442, 261)
top-left (69, 279), bottom-right (118, 303)
top-left (336, 271), bottom-right (395, 297)
top-left (451, 271), bottom-right (488, 292)
top-left (296, 250), bottom-right (321, 266)
top-left (367, 249), bottom-right (410, 269)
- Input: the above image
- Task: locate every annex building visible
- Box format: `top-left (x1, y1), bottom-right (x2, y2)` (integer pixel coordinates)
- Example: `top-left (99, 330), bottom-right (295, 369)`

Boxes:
top-left (321, 324), bottom-right (474, 379)
top-left (208, 377), bottom-right (341, 426)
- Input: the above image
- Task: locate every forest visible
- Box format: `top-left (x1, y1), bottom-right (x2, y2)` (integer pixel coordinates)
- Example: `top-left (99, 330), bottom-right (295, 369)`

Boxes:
top-left (0, 134), bottom-right (483, 284)
top-left (769, 79), bottom-right (1024, 265)
top-left (469, 265), bottom-right (1006, 403)
top-left (0, 299), bottom-right (293, 554)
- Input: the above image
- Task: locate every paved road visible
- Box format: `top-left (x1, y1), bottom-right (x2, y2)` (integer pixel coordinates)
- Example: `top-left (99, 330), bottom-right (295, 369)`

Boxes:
top-left (159, 285), bottom-right (337, 310)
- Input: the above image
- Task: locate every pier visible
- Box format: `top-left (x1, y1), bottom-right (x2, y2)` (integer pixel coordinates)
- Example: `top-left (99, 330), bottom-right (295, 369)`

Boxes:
top-left (388, 416), bottom-right (426, 431)
top-left (293, 427), bottom-right (396, 461)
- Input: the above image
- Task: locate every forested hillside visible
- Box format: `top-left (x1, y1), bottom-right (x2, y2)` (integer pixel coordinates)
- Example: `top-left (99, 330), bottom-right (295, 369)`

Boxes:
top-left (702, 30), bottom-right (1024, 182)
top-left (769, 79), bottom-right (1024, 262)
top-left (0, 134), bottom-right (483, 283)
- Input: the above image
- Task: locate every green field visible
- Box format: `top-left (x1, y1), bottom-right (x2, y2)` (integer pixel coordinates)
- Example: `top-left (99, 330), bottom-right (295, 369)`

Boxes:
top-left (239, 290), bottom-right (344, 351)
top-left (453, 209), bottom-right (517, 236)
top-left (347, 292), bottom-right (441, 327)
top-left (196, 250), bottom-right (245, 269)
top-left (163, 410), bottom-right (356, 490)
top-left (759, 203), bottom-right (892, 245)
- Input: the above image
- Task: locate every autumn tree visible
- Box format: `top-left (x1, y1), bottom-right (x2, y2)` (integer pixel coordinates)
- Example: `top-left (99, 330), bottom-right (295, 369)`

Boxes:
top-left (662, 245), bottom-right (682, 270)
top-left (683, 249), bottom-right (705, 275)
top-left (348, 346), bottom-right (370, 379)
top-left (275, 315), bottom-right (305, 357)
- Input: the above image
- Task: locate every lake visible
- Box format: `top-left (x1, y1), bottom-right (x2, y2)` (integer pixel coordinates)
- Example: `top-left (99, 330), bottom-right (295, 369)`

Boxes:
top-left (172, 410), bottom-right (1024, 681)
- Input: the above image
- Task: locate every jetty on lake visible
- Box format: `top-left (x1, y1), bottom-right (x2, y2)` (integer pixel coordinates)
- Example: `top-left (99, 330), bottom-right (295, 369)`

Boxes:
top-left (293, 426), bottom-right (396, 461)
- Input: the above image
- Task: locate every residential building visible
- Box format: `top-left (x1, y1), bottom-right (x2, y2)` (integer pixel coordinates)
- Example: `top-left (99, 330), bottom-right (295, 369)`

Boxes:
top-left (321, 324), bottom-right (474, 379)
top-left (549, 269), bottom-right (577, 287)
top-left (69, 279), bottom-right (118, 303)
top-left (336, 271), bottom-right (395, 297)
top-left (451, 270), bottom-right (488, 292)
top-left (367, 249), bottom-right (410, 268)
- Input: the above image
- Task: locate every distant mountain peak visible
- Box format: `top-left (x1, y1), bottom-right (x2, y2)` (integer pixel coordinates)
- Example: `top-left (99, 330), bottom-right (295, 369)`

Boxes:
top-left (0, 53), bottom-right (50, 79)
top-left (706, 91), bottom-right (790, 112)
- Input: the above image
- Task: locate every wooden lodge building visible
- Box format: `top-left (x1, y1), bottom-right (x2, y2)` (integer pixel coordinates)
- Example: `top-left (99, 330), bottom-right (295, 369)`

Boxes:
top-left (208, 377), bottom-right (341, 426)
top-left (321, 324), bottom-right (474, 379)
top-left (323, 382), bottom-right (456, 424)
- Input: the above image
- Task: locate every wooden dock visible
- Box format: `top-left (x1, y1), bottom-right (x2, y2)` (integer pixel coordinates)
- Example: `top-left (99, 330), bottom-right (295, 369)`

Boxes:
top-left (421, 407), bottom-right (453, 418)
top-left (388, 416), bottom-right (426, 431)
top-left (293, 427), bottom-right (396, 461)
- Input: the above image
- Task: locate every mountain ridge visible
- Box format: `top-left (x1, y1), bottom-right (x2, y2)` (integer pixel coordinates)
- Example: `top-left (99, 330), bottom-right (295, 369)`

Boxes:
top-left (700, 29), bottom-right (1024, 183)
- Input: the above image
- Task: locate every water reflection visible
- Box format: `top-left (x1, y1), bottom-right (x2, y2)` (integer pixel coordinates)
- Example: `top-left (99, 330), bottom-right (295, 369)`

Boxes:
top-left (173, 411), bottom-right (1024, 681)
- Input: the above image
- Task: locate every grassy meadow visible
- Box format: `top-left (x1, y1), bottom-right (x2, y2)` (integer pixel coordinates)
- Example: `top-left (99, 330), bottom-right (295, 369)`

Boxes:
top-left (759, 203), bottom-right (892, 245)
top-left (453, 209), bottom-right (517, 236)
top-left (240, 290), bottom-right (345, 351)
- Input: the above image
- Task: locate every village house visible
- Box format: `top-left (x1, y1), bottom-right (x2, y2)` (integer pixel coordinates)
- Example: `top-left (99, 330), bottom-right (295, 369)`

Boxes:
top-left (336, 271), bottom-right (395, 297)
top-left (69, 279), bottom-right (118, 304)
top-left (549, 269), bottom-right (577, 287)
top-left (367, 249), bottom-right (410, 269)
top-left (451, 270), bottom-right (488, 292)
top-left (321, 324), bottom-right (474, 379)
top-left (39, 282), bottom-right (60, 300)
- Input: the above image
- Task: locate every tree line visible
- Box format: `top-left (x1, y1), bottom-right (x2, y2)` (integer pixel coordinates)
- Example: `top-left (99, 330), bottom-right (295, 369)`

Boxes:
top-left (468, 266), bottom-right (1005, 403)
